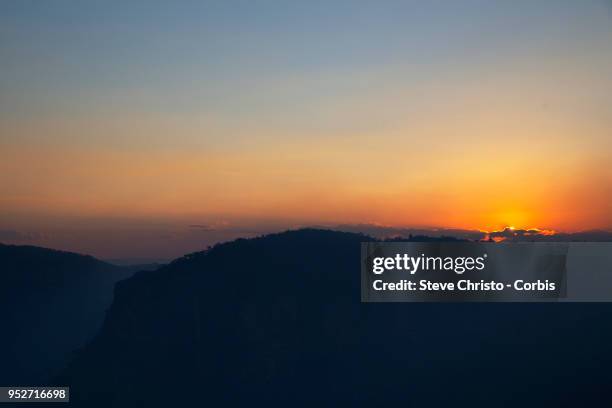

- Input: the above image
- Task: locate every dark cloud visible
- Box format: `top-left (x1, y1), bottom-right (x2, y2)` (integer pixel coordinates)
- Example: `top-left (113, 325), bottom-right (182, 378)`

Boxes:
top-left (486, 227), bottom-right (612, 242)
top-left (187, 223), bottom-right (268, 235)
top-left (488, 227), bottom-right (555, 240)
top-left (542, 230), bottom-right (612, 242)
top-left (188, 224), bottom-right (217, 231)
top-left (0, 229), bottom-right (48, 242)
top-left (0, 230), bottom-right (23, 241)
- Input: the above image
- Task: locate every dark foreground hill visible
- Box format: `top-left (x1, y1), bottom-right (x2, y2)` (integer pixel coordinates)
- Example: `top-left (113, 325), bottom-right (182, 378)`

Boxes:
top-left (56, 229), bottom-right (611, 407)
top-left (0, 244), bottom-right (135, 385)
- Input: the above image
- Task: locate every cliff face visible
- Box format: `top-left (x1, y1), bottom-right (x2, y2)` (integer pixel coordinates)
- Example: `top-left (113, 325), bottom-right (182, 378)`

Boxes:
top-left (57, 230), bottom-right (612, 407)
top-left (0, 243), bottom-right (134, 384)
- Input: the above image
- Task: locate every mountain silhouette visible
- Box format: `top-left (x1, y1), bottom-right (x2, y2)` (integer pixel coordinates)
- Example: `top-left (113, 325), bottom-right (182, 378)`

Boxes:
top-left (0, 243), bottom-right (136, 385)
top-left (52, 229), bottom-right (612, 407)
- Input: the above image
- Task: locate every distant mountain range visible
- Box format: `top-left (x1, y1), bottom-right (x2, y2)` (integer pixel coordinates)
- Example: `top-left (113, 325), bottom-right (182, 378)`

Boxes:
top-left (0, 244), bottom-right (144, 385)
top-left (42, 229), bottom-right (611, 407)
top-left (332, 224), bottom-right (612, 242)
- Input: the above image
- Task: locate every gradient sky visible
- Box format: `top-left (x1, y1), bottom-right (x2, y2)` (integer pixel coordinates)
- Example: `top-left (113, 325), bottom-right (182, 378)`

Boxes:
top-left (1, 0), bottom-right (611, 259)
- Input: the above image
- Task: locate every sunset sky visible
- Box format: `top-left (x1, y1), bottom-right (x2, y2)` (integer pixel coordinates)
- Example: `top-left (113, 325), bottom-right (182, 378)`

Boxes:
top-left (1, 1), bottom-right (611, 259)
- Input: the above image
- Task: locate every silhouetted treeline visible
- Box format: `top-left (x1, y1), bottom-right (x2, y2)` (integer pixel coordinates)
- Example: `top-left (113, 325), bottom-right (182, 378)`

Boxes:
top-left (47, 229), bottom-right (612, 407)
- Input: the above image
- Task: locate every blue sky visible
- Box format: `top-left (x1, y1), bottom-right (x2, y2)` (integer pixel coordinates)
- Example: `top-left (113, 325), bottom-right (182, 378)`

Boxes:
top-left (3, 0), bottom-right (611, 123)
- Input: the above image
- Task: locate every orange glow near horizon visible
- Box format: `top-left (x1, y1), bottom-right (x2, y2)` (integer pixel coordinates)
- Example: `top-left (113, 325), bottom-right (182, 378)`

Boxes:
top-left (0, 142), bottom-right (609, 235)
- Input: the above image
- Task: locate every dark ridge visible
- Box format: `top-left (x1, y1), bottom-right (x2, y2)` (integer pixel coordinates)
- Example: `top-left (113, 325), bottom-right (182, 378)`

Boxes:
top-left (0, 243), bottom-right (136, 384)
top-left (383, 235), bottom-right (467, 242)
top-left (53, 229), bottom-right (612, 407)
